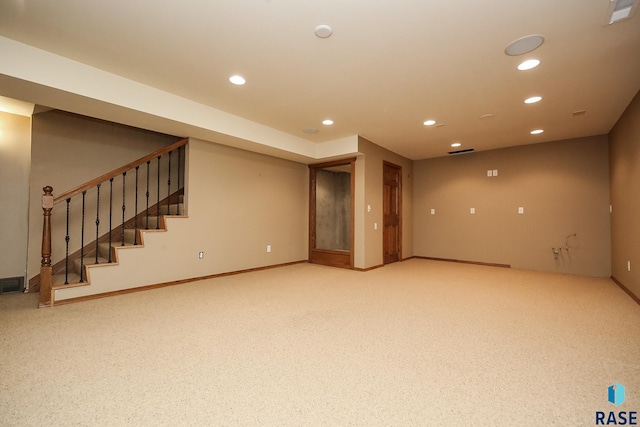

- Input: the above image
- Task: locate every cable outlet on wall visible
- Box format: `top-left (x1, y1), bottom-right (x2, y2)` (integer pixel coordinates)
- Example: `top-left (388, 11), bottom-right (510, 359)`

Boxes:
top-left (267, 245), bottom-right (272, 253)
top-left (198, 251), bottom-right (204, 259)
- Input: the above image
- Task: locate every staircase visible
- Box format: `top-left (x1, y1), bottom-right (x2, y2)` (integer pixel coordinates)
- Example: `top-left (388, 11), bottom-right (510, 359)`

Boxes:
top-left (51, 194), bottom-right (184, 287)
top-left (37, 138), bottom-right (188, 307)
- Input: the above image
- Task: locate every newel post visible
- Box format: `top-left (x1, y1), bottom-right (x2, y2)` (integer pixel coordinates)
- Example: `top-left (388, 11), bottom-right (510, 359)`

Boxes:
top-left (39, 186), bottom-right (54, 308)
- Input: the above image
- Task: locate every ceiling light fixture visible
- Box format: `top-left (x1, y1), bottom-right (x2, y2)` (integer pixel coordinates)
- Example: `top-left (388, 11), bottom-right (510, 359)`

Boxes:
top-left (530, 129), bottom-right (544, 135)
top-left (314, 24), bottom-right (333, 38)
top-left (451, 142), bottom-right (462, 147)
top-left (229, 75), bottom-right (246, 85)
top-left (524, 96), bottom-right (542, 104)
top-left (518, 59), bottom-right (541, 71)
top-left (322, 119), bottom-right (334, 126)
top-left (505, 35), bottom-right (545, 56)
top-left (423, 119), bottom-right (436, 126)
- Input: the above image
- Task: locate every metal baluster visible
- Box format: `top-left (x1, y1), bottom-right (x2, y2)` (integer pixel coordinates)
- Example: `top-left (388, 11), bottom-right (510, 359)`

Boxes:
top-left (156, 156), bottom-right (161, 229)
top-left (177, 146), bottom-right (182, 215)
top-left (135, 166), bottom-right (139, 245)
top-left (64, 198), bottom-right (71, 285)
top-left (80, 191), bottom-right (86, 282)
top-left (121, 172), bottom-right (126, 246)
top-left (167, 151), bottom-right (172, 215)
top-left (108, 178), bottom-right (113, 263)
top-left (146, 160), bottom-right (150, 229)
top-left (95, 183), bottom-right (101, 264)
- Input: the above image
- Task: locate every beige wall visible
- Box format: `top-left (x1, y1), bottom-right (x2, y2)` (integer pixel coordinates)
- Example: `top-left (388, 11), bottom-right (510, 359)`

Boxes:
top-left (0, 112), bottom-right (31, 282)
top-left (609, 90), bottom-right (640, 298)
top-left (56, 138), bottom-right (309, 300)
top-left (28, 110), bottom-right (179, 280)
top-left (356, 137), bottom-right (413, 269)
top-left (414, 136), bottom-right (611, 277)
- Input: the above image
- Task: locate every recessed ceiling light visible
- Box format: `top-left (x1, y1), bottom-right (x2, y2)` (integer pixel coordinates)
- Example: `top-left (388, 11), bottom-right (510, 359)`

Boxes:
top-left (315, 24), bottom-right (333, 38)
top-left (229, 75), bottom-right (246, 85)
top-left (524, 96), bottom-right (542, 104)
top-left (518, 59), bottom-right (540, 71)
top-left (303, 127), bottom-right (319, 134)
top-left (322, 119), bottom-right (334, 126)
top-left (423, 119), bottom-right (436, 126)
top-left (451, 142), bottom-right (462, 147)
top-left (530, 129), bottom-right (544, 135)
top-left (505, 35), bottom-right (545, 56)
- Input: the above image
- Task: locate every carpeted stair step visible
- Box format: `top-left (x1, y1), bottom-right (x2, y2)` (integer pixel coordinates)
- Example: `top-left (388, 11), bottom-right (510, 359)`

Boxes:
top-left (98, 241), bottom-right (135, 260)
top-left (73, 256), bottom-right (109, 277)
top-left (52, 271), bottom-right (81, 286)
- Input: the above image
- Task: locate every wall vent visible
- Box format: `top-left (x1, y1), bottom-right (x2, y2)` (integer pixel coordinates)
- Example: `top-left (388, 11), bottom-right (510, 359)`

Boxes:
top-left (448, 148), bottom-right (475, 155)
top-left (606, 0), bottom-right (638, 24)
top-left (0, 277), bottom-right (24, 294)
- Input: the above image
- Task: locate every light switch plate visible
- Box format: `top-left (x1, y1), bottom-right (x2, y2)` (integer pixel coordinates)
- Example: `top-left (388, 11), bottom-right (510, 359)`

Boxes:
top-left (470, 208), bottom-right (475, 214)
top-left (518, 207), bottom-right (524, 214)
top-left (430, 208), bottom-right (435, 215)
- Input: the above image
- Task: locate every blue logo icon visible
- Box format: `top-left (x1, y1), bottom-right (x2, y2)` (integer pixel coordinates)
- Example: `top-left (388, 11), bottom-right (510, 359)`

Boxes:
top-left (608, 382), bottom-right (626, 407)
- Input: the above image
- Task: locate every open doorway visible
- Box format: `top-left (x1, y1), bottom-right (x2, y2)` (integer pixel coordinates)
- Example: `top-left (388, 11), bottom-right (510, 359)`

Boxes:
top-left (308, 158), bottom-right (355, 269)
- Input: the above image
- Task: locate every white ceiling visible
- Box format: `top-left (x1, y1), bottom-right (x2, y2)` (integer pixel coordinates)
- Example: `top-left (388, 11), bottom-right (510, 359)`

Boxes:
top-left (1, 0), bottom-right (639, 160)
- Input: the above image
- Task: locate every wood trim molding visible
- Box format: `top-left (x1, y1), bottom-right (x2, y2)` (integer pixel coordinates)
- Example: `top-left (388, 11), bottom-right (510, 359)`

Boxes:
top-left (415, 256), bottom-right (511, 269)
top-left (611, 276), bottom-right (640, 306)
top-left (52, 260), bottom-right (308, 306)
top-left (353, 264), bottom-right (384, 272)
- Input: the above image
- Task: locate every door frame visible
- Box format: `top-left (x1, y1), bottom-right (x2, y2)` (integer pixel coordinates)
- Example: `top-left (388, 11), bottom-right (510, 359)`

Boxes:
top-left (383, 161), bottom-right (402, 264)
top-left (308, 158), bottom-right (355, 269)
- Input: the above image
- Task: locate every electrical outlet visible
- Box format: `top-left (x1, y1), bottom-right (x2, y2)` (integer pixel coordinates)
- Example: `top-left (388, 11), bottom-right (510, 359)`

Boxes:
top-left (487, 170), bottom-right (493, 177)
top-left (430, 208), bottom-right (435, 215)
top-left (518, 207), bottom-right (524, 214)
top-left (470, 208), bottom-right (475, 214)
top-left (493, 169), bottom-right (498, 176)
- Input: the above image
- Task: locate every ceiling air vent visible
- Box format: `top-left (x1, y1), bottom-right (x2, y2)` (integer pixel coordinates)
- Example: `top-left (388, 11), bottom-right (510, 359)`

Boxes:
top-left (448, 148), bottom-right (475, 156)
top-left (606, 0), bottom-right (638, 24)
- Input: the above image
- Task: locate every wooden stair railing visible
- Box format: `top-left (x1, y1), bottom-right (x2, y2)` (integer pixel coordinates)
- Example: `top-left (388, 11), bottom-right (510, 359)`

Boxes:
top-left (38, 138), bottom-right (188, 307)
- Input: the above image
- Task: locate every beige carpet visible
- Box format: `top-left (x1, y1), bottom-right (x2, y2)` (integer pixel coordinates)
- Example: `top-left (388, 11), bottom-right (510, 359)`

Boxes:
top-left (1, 259), bottom-right (639, 426)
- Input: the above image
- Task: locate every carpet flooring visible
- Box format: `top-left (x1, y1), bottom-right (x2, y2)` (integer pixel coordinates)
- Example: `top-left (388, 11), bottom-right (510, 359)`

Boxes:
top-left (1, 259), bottom-right (639, 426)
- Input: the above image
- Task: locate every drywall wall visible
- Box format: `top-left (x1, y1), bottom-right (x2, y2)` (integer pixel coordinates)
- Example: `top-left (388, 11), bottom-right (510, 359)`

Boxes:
top-left (413, 136), bottom-right (611, 277)
top-left (28, 110), bottom-right (179, 281)
top-left (0, 111), bottom-right (31, 284)
top-left (357, 137), bottom-right (414, 269)
top-left (609, 90), bottom-right (640, 299)
top-left (55, 138), bottom-right (309, 300)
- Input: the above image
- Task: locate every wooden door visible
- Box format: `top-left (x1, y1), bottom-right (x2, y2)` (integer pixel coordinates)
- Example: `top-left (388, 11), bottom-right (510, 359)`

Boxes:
top-left (383, 162), bottom-right (401, 264)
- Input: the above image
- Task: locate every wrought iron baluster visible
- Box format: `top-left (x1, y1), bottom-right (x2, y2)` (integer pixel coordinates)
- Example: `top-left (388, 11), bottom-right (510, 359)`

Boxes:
top-left (121, 171), bottom-right (126, 247)
top-left (80, 191), bottom-right (86, 282)
top-left (64, 198), bottom-right (71, 285)
top-left (156, 156), bottom-right (161, 229)
top-left (108, 178), bottom-right (113, 263)
top-left (135, 166), bottom-right (139, 245)
top-left (167, 150), bottom-right (172, 215)
top-left (177, 146), bottom-right (182, 215)
top-left (145, 160), bottom-right (150, 229)
top-left (95, 183), bottom-right (101, 264)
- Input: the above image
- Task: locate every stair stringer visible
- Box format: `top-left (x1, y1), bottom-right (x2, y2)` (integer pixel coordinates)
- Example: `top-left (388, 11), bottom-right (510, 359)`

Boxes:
top-left (52, 215), bottom-right (190, 303)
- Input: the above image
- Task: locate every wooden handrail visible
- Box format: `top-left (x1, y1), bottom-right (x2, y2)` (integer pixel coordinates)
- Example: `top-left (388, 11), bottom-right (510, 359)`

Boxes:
top-left (53, 138), bottom-right (188, 205)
